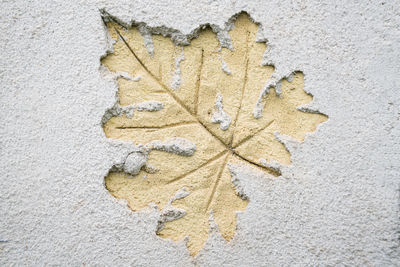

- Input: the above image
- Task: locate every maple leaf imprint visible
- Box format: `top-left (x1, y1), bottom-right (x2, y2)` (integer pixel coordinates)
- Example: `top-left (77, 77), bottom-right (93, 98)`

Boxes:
top-left (101, 12), bottom-right (328, 256)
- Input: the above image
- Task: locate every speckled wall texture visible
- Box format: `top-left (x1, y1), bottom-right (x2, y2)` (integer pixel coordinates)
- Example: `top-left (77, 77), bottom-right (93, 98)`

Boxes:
top-left (1, 0), bottom-right (399, 266)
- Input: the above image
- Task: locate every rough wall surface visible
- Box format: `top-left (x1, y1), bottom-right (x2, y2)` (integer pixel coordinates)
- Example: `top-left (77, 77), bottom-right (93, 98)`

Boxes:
top-left (1, 0), bottom-right (399, 266)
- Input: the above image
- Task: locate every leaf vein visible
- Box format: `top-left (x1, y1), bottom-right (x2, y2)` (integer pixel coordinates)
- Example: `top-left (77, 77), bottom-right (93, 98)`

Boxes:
top-left (194, 48), bottom-right (204, 115)
top-left (166, 150), bottom-right (228, 185)
top-left (230, 30), bottom-right (251, 146)
top-left (205, 152), bottom-right (229, 212)
top-left (115, 121), bottom-right (197, 130)
top-left (114, 27), bottom-right (227, 147)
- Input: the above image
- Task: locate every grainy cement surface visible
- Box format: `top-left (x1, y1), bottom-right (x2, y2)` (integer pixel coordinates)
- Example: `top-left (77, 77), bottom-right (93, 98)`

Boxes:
top-left (1, 0), bottom-right (400, 266)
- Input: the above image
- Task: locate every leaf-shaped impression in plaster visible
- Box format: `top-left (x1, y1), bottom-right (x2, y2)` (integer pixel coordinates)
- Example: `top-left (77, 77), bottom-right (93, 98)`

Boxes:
top-left (100, 12), bottom-right (328, 256)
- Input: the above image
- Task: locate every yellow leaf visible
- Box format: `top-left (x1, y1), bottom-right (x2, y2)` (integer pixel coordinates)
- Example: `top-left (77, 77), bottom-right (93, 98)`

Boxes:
top-left (101, 12), bottom-right (328, 256)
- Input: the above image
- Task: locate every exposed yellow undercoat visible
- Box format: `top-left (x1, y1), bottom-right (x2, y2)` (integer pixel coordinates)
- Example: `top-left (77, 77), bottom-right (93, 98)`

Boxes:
top-left (102, 13), bottom-right (327, 256)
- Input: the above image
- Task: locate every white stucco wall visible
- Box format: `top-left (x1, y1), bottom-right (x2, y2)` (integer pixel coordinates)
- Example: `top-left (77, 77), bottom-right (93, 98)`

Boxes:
top-left (1, 0), bottom-right (399, 266)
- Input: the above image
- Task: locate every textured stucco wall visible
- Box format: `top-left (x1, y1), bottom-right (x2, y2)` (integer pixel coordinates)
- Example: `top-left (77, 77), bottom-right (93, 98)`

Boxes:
top-left (1, 0), bottom-right (399, 266)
